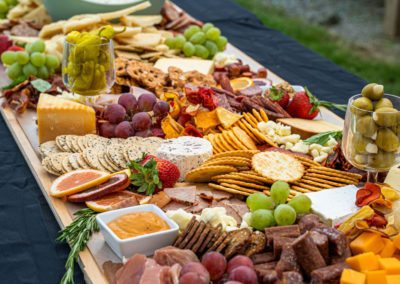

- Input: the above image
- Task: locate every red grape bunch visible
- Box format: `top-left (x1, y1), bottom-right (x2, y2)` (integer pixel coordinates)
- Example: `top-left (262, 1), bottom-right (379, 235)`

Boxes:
top-left (99, 92), bottom-right (170, 139)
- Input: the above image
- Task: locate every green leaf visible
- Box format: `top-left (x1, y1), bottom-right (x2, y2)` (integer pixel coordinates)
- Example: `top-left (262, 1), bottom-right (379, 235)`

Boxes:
top-left (304, 130), bottom-right (342, 145)
top-left (31, 79), bottom-right (52, 93)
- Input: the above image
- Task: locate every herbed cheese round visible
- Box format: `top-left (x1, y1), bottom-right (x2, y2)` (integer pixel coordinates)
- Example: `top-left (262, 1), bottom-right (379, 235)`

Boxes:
top-left (156, 136), bottom-right (213, 181)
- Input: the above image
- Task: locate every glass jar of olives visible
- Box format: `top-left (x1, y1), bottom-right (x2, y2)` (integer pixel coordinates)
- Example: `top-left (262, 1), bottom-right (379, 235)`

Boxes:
top-left (342, 84), bottom-right (400, 181)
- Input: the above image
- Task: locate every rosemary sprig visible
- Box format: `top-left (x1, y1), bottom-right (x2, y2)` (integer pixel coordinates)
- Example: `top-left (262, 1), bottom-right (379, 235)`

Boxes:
top-left (57, 208), bottom-right (99, 284)
top-left (304, 130), bottom-right (343, 145)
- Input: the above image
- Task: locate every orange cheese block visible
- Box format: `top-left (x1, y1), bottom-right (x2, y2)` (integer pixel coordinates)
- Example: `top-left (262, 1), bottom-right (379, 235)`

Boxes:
top-left (380, 238), bottom-right (397, 258)
top-left (346, 252), bottom-right (380, 272)
top-left (340, 269), bottom-right (366, 284)
top-left (393, 234), bottom-right (400, 250)
top-left (379, 258), bottom-right (400, 274)
top-left (365, 270), bottom-right (387, 284)
top-left (386, 274), bottom-right (400, 284)
top-left (37, 94), bottom-right (96, 143)
top-left (350, 232), bottom-right (384, 255)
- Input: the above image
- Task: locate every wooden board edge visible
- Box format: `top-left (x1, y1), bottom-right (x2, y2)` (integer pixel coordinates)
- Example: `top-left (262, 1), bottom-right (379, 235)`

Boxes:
top-left (0, 104), bottom-right (108, 284)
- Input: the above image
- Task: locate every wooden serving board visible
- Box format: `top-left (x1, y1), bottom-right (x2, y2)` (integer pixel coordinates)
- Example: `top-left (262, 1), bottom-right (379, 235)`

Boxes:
top-left (0, 43), bottom-right (344, 283)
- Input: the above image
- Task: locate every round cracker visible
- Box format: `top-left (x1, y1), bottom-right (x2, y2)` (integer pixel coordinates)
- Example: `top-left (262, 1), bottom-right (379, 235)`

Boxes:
top-left (107, 144), bottom-right (128, 169)
top-left (49, 153), bottom-right (70, 173)
top-left (68, 153), bottom-right (81, 170)
top-left (55, 135), bottom-right (71, 152)
top-left (40, 141), bottom-right (62, 158)
top-left (42, 157), bottom-right (61, 176)
top-left (185, 166), bottom-right (238, 183)
top-left (61, 155), bottom-right (74, 174)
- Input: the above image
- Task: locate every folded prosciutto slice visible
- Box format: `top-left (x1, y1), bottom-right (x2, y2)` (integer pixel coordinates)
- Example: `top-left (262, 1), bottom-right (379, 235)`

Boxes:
top-left (153, 246), bottom-right (199, 266)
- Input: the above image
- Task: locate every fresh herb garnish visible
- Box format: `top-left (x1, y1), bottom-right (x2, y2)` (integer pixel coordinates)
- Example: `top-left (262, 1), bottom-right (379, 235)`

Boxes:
top-left (304, 130), bottom-right (342, 145)
top-left (57, 208), bottom-right (99, 284)
top-left (1, 75), bottom-right (27, 90)
top-left (31, 78), bottom-right (52, 93)
top-left (127, 157), bottom-right (162, 196)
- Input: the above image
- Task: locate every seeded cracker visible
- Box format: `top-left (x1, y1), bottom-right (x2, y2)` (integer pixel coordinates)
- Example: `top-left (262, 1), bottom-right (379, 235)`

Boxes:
top-left (208, 232), bottom-right (228, 252)
top-left (83, 148), bottom-right (108, 172)
top-left (61, 156), bottom-right (74, 174)
top-left (42, 157), bottom-right (61, 176)
top-left (55, 135), bottom-right (71, 152)
top-left (65, 135), bottom-right (77, 152)
top-left (192, 225), bottom-right (211, 253)
top-left (107, 144), bottom-right (128, 169)
top-left (77, 136), bottom-right (88, 152)
top-left (224, 228), bottom-right (252, 258)
top-left (40, 141), bottom-right (62, 158)
top-left (68, 153), bottom-right (81, 170)
top-left (77, 153), bottom-right (91, 169)
top-left (179, 219), bottom-right (200, 249)
top-left (185, 221), bottom-right (206, 249)
top-left (199, 225), bottom-right (221, 254)
top-left (98, 151), bottom-right (117, 172)
top-left (49, 153), bottom-right (70, 173)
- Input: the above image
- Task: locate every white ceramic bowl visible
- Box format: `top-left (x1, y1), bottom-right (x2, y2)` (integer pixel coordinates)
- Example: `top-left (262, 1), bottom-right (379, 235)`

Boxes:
top-left (96, 204), bottom-right (179, 259)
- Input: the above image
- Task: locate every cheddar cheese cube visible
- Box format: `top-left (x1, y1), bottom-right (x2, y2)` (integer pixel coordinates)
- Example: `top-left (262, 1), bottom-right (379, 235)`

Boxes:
top-left (37, 94), bottom-right (96, 144)
top-left (350, 232), bottom-right (384, 255)
top-left (386, 275), bottom-right (400, 284)
top-left (380, 238), bottom-right (396, 258)
top-left (346, 252), bottom-right (380, 272)
top-left (393, 234), bottom-right (400, 250)
top-left (340, 269), bottom-right (366, 284)
top-left (379, 258), bottom-right (400, 274)
top-left (365, 270), bottom-right (387, 284)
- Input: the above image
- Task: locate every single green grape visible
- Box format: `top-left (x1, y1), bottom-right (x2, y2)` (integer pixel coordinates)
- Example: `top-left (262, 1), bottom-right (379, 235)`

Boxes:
top-left (25, 43), bottom-right (33, 54)
top-left (45, 55), bottom-right (60, 69)
top-left (216, 36), bottom-right (228, 51)
top-left (206, 27), bottom-right (221, 41)
top-left (250, 209), bottom-right (276, 230)
top-left (204, 40), bottom-right (218, 57)
top-left (15, 51), bottom-right (30, 65)
top-left (246, 192), bottom-right (275, 211)
top-left (30, 40), bottom-right (46, 53)
top-left (183, 25), bottom-right (201, 40)
top-left (1, 51), bottom-right (16, 65)
top-left (48, 67), bottom-right (55, 75)
top-left (37, 65), bottom-right (49, 79)
top-left (274, 204), bottom-right (297, 226)
top-left (0, 0), bottom-right (8, 13)
top-left (6, 62), bottom-right (22, 80)
top-left (270, 181), bottom-right (290, 205)
top-left (182, 42), bottom-right (195, 57)
top-left (202, 23), bottom-right (214, 33)
top-left (165, 37), bottom-right (176, 49)
top-left (288, 194), bottom-right (312, 214)
top-left (30, 52), bottom-right (46, 67)
top-left (174, 35), bottom-right (186, 49)
top-left (190, 32), bottom-right (206, 45)
top-left (22, 62), bottom-right (38, 77)
top-left (194, 44), bottom-right (209, 59)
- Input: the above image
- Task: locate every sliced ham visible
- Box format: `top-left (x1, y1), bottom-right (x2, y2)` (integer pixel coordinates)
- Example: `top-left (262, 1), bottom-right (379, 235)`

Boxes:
top-left (154, 246), bottom-right (199, 266)
top-left (164, 186), bottom-right (196, 205)
top-left (187, 197), bottom-right (211, 214)
top-left (211, 199), bottom-right (248, 224)
top-left (139, 259), bottom-right (168, 284)
top-left (103, 261), bottom-right (123, 284)
top-left (163, 201), bottom-right (190, 211)
top-left (116, 254), bottom-right (147, 284)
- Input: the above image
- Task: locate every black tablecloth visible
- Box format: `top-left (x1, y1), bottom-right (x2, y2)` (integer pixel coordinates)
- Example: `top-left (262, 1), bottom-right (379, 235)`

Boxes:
top-left (0, 1), bottom-right (366, 283)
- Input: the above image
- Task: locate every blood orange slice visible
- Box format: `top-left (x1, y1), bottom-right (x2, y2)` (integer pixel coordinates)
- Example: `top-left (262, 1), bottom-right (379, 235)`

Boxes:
top-left (85, 191), bottom-right (139, 212)
top-left (50, 169), bottom-right (111, 198)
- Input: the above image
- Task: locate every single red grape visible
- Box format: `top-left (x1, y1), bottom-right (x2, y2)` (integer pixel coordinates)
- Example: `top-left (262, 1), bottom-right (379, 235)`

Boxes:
top-left (137, 93), bottom-right (157, 111)
top-left (131, 112), bottom-right (151, 131)
top-left (114, 121), bottom-right (134, 138)
top-left (201, 252), bottom-right (227, 281)
top-left (153, 100), bottom-right (170, 117)
top-left (99, 122), bottom-right (116, 138)
top-left (118, 93), bottom-right (137, 113)
top-left (227, 255), bottom-right (254, 274)
top-left (104, 104), bottom-right (126, 124)
top-left (228, 266), bottom-right (257, 284)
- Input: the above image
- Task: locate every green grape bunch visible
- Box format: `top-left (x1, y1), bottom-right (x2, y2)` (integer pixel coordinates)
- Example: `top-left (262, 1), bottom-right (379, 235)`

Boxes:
top-left (165, 22), bottom-right (228, 59)
top-left (0, 0), bottom-right (17, 19)
top-left (1, 39), bottom-right (60, 83)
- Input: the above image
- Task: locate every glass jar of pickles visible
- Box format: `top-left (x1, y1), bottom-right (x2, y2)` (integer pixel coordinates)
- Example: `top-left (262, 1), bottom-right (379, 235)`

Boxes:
top-left (62, 25), bottom-right (116, 96)
top-left (342, 83), bottom-right (400, 181)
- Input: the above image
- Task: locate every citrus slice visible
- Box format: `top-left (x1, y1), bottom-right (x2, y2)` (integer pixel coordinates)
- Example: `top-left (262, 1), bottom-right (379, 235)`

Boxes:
top-left (230, 77), bottom-right (254, 91)
top-left (86, 191), bottom-right (139, 212)
top-left (50, 169), bottom-right (111, 198)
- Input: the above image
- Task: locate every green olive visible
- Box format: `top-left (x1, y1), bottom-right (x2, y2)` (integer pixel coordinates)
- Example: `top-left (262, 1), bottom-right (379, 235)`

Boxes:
top-left (368, 151), bottom-right (395, 169)
top-left (375, 98), bottom-right (393, 110)
top-left (351, 97), bottom-right (373, 115)
top-left (361, 83), bottom-right (384, 101)
top-left (373, 107), bottom-right (399, 127)
top-left (354, 154), bottom-right (368, 165)
top-left (352, 133), bottom-right (373, 154)
top-left (375, 128), bottom-right (399, 152)
top-left (356, 115), bottom-right (377, 138)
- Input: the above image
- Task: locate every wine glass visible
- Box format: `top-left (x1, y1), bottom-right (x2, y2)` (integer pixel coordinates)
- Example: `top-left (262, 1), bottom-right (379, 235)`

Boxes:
top-left (342, 94), bottom-right (400, 182)
top-left (62, 39), bottom-right (115, 97)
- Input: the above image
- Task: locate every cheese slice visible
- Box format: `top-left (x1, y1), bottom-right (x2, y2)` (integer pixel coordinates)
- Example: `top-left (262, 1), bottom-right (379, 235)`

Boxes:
top-left (37, 94), bottom-right (96, 144)
top-left (385, 164), bottom-right (400, 191)
top-left (154, 58), bottom-right (215, 75)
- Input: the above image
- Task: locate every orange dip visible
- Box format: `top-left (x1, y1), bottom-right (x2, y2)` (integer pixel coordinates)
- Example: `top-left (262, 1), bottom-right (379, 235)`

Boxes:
top-left (108, 212), bottom-right (170, 239)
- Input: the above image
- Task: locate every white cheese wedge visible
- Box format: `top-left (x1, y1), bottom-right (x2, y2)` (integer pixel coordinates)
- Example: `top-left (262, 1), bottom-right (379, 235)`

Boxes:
top-left (156, 136), bottom-right (213, 181)
top-left (385, 164), bottom-right (400, 191)
top-left (154, 58), bottom-right (214, 74)
top-left (305, 185), bottom-right (359, 227)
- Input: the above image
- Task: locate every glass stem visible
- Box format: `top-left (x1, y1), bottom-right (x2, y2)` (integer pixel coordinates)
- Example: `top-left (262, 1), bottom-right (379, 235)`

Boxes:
top-left (366, 171), bottom-right (379, 183)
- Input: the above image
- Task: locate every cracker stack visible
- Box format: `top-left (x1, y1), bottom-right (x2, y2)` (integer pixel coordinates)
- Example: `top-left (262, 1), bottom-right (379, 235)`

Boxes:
top-left (173, 217), bottom-right (266, 258)
top-left (40, 134), bottom-right (163, 176)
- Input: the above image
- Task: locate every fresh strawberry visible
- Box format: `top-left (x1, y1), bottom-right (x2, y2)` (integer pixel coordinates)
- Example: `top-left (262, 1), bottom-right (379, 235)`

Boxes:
top-left (286, 87), bottom-right (347, 119)
top-left (7, 45), bottom-right (24, 52)
top-left (268, 86), bottom-right (289, 108)
top-left (0, 35), bottom-right (12, 55)
top-left (128, 155), bottom-right (180, 195)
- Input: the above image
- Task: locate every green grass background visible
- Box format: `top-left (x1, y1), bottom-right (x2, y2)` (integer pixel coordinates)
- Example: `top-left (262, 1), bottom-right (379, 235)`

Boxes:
top-left (235, 0), bottom-right (400, 95)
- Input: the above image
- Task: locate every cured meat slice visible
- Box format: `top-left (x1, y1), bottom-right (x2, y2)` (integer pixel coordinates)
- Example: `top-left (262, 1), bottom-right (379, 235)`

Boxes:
top-left (272, 236), bottom-right (295, 258)
top-left (263, 270), bottom-right (279, 284)
top-left (251, 252), bottom-right (275, 265)
top-left (116, 254), bottom-right (147, 284)
top-left (139, 259), bottom-right (168, 284)
top-left (310, 231), bottom-right (329, 263)
top-left (275, 243), bottom-right (301, 276)
top-left (312, 226), bottom-right (348, 256)
top-left (265, 225), bottom-right (300, 246)
top-left (282, 271), bottom-right (304, 284)
top-left (310, 262), bottom-right (348, 284)
top-left (292, 232), bottom-right (326, 276)
top-left (254, 262), bottom-right (277, 278)
top-left (103, 261), bottom-right (123, 284)
top-left (163, 201), bottom-right (189, 211)
top-left (154, 246), bottom-right (199, 267)
top-left (164, 186), bottom-right (196, 205)
top-left (331, 246), bottom-right (352, 264)
top-left (298, 214), bottom-right (323, 233)
top-left (186, 196), bottom-right (210, 214)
